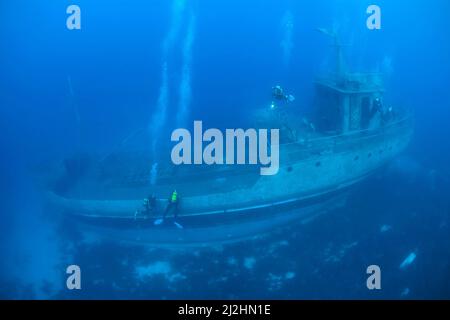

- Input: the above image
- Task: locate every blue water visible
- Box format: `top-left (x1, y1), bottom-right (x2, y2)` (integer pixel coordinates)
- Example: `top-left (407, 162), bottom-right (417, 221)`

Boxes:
top-left (1, 0), bottom-right (450, 299)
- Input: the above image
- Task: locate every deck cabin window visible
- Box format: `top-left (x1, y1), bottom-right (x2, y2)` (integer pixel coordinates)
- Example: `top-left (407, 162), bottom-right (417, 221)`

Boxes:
top-left (314, 86), bottom-right (341, 133)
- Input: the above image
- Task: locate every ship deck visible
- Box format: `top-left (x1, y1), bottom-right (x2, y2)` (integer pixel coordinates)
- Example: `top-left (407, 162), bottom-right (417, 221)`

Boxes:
top-left (58, 116), bottom-right (413, 201)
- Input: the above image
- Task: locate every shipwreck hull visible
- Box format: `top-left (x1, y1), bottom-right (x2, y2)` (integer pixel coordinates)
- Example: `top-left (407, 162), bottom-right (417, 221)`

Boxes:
top-left (59, 189), bottom-right (351, 247)
top-left (47, 117), bottom-right (412, 218)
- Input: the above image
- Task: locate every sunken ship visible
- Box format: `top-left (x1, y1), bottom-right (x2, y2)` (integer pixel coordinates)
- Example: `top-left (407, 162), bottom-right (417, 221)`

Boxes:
top-left (44, 34), bottom-right (413, 245)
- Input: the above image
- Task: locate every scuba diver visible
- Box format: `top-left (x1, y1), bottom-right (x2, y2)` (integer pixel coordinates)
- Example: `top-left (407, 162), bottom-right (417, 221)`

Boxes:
top-left (135, 193), bottom-right (157, 220)
top-left (370, 97), bottom-right (394, 124)
top-left (365, 97), bottom-right (383, 123)
top-left (154, 190), bottom-right (183, 229)
top-left (145, 194), bottom-right (157, 216)
top-left (372, 97), bottom-right (383, 114)
top-left (164, 190), bottom-right (179, 219)
top-left (271, 85), bottom-right (295, 109)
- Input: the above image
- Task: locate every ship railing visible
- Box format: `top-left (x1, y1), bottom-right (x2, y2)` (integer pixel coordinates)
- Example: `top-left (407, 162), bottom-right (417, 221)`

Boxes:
top-left (283, 114), bottom-right (413, 158)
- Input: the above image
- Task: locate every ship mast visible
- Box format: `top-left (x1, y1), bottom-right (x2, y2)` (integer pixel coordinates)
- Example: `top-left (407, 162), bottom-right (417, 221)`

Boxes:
top-left (316, 28), bottom-right (346, 81)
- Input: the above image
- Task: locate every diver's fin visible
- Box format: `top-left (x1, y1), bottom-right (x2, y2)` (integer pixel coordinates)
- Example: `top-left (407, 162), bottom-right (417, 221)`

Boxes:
top-left (287, 94), bottom-right (295, 102)
top-left (154, 218), bottom-right (164, 226)
top-left (174, 222), bottom-right (184, 229)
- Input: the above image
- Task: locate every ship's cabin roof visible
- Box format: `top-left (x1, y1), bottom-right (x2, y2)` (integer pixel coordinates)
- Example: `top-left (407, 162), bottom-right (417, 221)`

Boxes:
top-left (315, 72), bottom-right (384, 94)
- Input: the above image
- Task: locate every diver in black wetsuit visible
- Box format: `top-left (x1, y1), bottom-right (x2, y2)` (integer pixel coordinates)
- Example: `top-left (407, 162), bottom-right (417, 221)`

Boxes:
top-left (135, 193), bottom-right (157, 219)
top-left (271, 85), bottom-right (295, 109)
top-left (154, 190), bottom-right (182, 229)
top-left (272, 85), bottom-right (295, 102)
top-left (164, 190), bottom-right (179, 220)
